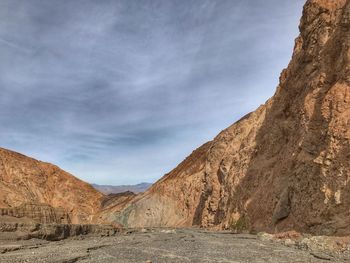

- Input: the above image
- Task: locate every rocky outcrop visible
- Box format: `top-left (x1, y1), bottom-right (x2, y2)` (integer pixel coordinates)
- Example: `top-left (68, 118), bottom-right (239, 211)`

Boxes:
top-left (113, 0), bottom-right (350, 236)
top-left (0, 148), bottom-right (104, 224)
top-left (0, 203), bottom-right (70, 224)
top-left (0, 222), bottom-right (119, 241)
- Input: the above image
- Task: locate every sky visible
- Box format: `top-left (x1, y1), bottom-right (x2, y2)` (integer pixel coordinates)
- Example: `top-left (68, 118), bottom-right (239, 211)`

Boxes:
top-left (0, 0), bottom-right (305, 185)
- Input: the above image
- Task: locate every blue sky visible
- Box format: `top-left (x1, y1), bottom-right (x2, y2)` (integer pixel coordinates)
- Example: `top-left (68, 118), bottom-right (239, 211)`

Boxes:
top-left (0, 0), bottom-right (305, 185)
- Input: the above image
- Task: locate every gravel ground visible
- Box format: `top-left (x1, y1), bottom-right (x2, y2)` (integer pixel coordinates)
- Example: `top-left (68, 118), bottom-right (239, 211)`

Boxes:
top-left (1, 228), bottom-right (349, 263)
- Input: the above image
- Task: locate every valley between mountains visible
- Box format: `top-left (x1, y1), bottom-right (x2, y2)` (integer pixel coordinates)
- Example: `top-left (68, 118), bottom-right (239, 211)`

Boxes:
top-left (1, 0), bottom-right (350, 262)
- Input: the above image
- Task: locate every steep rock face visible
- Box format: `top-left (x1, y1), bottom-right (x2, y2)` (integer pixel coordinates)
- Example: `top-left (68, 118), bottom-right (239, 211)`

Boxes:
top-left (115, 0), bottom-right (350, 235)
top-left (0, 203), bottom-right (70, 224)
top-left (0, 148), bottom-right (104, 224)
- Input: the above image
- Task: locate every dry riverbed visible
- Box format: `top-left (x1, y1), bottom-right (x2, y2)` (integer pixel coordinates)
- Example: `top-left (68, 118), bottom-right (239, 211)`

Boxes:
top-left (1, 228), bottom-right (350, 263)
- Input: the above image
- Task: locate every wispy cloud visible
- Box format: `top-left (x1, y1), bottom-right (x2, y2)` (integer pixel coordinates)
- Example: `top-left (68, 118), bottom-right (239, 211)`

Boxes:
top-left (0, 0), bottom-right (305, 184)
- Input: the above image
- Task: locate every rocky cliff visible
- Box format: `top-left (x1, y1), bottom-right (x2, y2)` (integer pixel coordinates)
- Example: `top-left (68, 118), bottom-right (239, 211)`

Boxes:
top-left (0, 148), bottom-right (104, 224)
top-left (114, 0), bottom-right (350, 235)
top-left (0, 203), bottom-right (70, 224)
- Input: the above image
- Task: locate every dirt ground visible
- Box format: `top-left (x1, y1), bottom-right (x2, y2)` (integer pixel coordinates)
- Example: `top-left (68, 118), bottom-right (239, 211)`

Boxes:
top-left (1, 228), bottom-right (350, 263)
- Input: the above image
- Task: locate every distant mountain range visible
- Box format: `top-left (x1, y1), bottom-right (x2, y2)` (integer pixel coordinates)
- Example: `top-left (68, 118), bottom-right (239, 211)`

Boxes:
top-left (92, 182), bottom-right (152, 194)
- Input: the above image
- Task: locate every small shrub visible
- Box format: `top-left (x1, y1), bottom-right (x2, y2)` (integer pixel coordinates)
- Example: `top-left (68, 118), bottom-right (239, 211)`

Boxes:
top-left (229, 216), bottom-right (247, 232)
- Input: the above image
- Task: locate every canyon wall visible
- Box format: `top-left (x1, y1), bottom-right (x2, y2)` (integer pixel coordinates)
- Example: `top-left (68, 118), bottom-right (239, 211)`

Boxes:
top-left (114, 0), bottom-right (350, 236)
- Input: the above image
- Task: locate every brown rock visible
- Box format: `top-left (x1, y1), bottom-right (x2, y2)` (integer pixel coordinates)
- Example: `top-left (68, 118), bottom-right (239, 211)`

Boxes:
top-left (0, 222), bottom-right (119, 241)
top-left (0, 148), bottom-right (104, 224)
top-left (273, 231), bottom-right (303, 240)
top-left (0, 203), bottom-right (70, 224)
top-left (113, 0), bottom-right (350, 235)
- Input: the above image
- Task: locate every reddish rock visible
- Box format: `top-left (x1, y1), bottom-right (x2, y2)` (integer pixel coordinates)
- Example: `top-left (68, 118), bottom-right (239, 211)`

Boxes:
top-left (0, 148), bottom-right (104, 224)
top-left (114, 0), bottom-right (350, 235)
top-left (0, 203), bottom-right (70, 224)
top-left (273, 231), bottom-right (303, 240)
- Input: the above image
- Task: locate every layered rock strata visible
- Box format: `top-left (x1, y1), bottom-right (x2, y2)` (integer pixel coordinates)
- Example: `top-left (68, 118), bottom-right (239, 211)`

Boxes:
top-left (0, 203), bottom-right (70, 224)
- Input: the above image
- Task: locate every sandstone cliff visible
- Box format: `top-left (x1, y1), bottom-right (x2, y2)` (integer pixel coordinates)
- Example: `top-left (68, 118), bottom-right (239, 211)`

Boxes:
top-left (0, 148), bottom-right (104, 224)
top-left (0, 203), bottom-right (70, 224)
top-left (114, 0), bottom-right (350, 235)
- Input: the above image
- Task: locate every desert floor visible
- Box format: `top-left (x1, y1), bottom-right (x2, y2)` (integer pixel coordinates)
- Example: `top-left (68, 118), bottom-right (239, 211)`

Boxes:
top-left (1, 228), bottom-right (349, 263)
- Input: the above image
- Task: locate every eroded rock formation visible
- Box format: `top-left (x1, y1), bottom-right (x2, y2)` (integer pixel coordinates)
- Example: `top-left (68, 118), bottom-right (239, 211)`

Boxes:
top-left (114, 0), bottom-right (350, 235)
top-left (0, 203), bottom-right (70, 224)
top-left (0, 222), bottom-right (119, 241)
top-left (0, 148), bottom-right (104, 224)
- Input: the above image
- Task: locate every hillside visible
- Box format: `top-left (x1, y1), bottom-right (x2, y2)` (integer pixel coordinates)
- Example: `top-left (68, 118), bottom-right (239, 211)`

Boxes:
top-left (0, 148), bottom-right (104, 223)
top-left (112, 0), bottom-right (350, 236)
